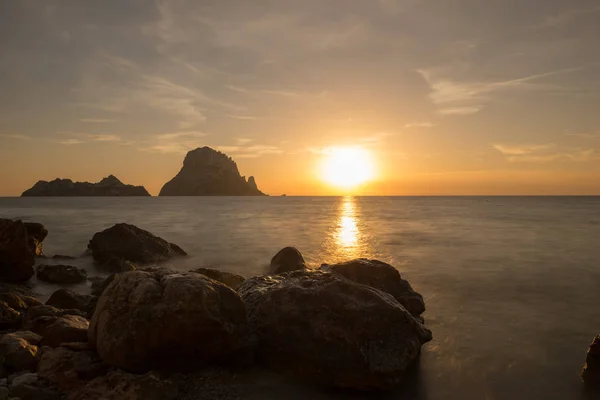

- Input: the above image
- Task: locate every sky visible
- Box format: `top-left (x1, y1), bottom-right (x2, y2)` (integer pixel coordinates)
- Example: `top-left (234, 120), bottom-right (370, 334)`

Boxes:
top-left (1, 0), bottom-right (600, 196)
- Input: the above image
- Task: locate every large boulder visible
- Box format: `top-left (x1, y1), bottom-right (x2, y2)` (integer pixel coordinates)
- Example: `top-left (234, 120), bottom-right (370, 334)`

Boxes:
top-left (0, 331), bottom-right (41, 372)
top-left (159, 147), bottom-right (266, 196)
top-left (24, 222), bottom-right (48, 257)
top-left (320, 259), bottom-right (426, 317)
top-left (0, 301), bottom-right (21, 329)
top-left (87, 224), bottom-right (186, 265)
top-left (41, 315), bottom-right (89, 347)
top-left (238, 270), bottom-right (432, 390)
top-left (269, 247), bottom-right (307, 274)
top-left (36, 264), bottom-right (87, 284)
top-left (190, 268), bottom-right (245, 290)
top-left (89, 270), bottom-right (249, 372)
top-left (46, 289), bottom-right (93, 312)
top-left (68, 370), bottom-right (179, 400)
top-left (582, 334), bottom-right (600, 387)
top-left (37, 346), bottom-right (108, 392)
top-left (0, 219), bottom-right (36, 282)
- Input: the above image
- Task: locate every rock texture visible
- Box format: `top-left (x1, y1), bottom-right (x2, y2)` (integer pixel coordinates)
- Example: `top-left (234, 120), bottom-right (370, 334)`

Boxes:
top-left (159, 147), bottom-right (266, 196)
top-left (238, 269), bottom-right (432, 390)
top-left (582, 334), bottom-right (600, 387)
top-left (41, 315), bottom-right (89, 347)
top-left (87, 223), bottom-right (186, 264)
top-left (36, 265), bottom-right (87, 284)
top-left (45, 289), bottom-right (93, 313)
top-left (269, 247), bottom-right (307, 274)
top-left (89, 270), bottom-right (249, 373)
top-left (22, 175), bottom-right (150, 197)
top-left (23, 222), bottom-right (48, 257)
top-left (0, 331), bottom-right (41, 372)
top-left (37, 346), bottom-right (108, 392)
top-left (189, 268), bottom-right (245, 290)
top-left (0, 219), bottom-right (38, 282)
top-left (320, 259), bottom-right (426, 318)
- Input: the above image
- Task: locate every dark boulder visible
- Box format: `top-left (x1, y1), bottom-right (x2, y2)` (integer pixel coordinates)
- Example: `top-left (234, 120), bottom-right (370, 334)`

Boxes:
top-left (37, 346), bottom-right (108, 392)
top-left (320, 259), bottom-right (426, 317)
top-left (190, 268), bottom-right (246, 290)
top-left (0, 331), bottom-right (42, 372)
top-left (238, 270), bottom-right (432, 390)
top-left (46, 289), bottom-right (93, 313)
top-left (52, 254), bottom-right (76, 260)
top-left (69, 370), bottom-right (179, 400)
top-left (97, 257), bottom-right (136, 273)
top-left (9, 383), bottom-right (61, 400)
top-left (36, 264), bottom-right (87, 284)
top-left (0, 301), bottom-right (21, 329)
top-left (582, 334), bottom-right (600, 387)
top-left (90, 274), bottom-right (117, 297)
top-left (269, 247), bottom-right (307, 275)
top-left (24, 222), bottom-right (48, 257)
top-left (41, 315), bottom-right (89, 347)
top-left (0, 219), bottom-right (36, 282)
top-left (89, 270), bottom-right (250, 373)
top-left (87, 224), bottom-right (186, 264)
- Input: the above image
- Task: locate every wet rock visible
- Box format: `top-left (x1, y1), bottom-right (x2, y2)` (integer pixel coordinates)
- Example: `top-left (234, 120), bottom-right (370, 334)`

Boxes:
top-left (87, 224), bottom-right (186, 265)
top-left (97, 257), bottom-right (136, 273)
top-left (0, 332), bottom-right (41, 372)
top-left (320, 259), bottom-right (426, 317)
top-left (36, 265), bottom-right (87, 284)
top-left (23, 223), bottom-right (47, 257)
top-left (89, 270), bottom-right (249, 372)
top-left (41, 315), bottom-right (89, 347)
top-left (10, 373), bottom-right (37, 387)
top-left (238, 270), bottom-right (432, 390)
top-left (0, 219), bottom-right (35, 282)
top-left (9, 384), bottom-right (60, 400)
top-left (190, 268), bottom-right (246, 290)
top-left (0, 294), bottom-right (40, 312)
top-left (269, 247), bottom-right (307, 274)
top-left (582, 334), bottom-right (600, 387)
top-left (68, 370), bottom-right (179, 400)
top-left (0, 302), bottom-right (21, 329)
top-left (37, 346), bottom-right (108, 392)
top-left (45, 289), bottom-right (92, 312)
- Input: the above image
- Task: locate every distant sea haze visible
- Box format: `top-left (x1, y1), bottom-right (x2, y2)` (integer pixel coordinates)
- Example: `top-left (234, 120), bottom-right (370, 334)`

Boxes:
top-left (1, 195), bottom-right (599, 399)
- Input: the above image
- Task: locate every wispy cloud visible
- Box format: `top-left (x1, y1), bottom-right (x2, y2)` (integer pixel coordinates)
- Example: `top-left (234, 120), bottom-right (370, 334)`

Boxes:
top-left (215, 143), bottom-right (282, 158)
top-left (565, 132), bottom-right (600, 139)
top-left (0, 133), bottom-right (32, 140)
top-left (236, 138), bottom-right (253, 145)
top-left (226, 115), bottom-right (260, 120)
top-left (533, 6), bottom-right (600, 29)
top-left (493, 143), bottom-right (555, 155)
top-left (155, 131), bottom-right (206, 140)
top-left (80, 118), bottom-right (115, 123)
top-left (493, 143), bottom-right (596, 163)
top-left (58, 139), bottom-right (84, 145)
top-left (404, 122), bottom-right (436, 128)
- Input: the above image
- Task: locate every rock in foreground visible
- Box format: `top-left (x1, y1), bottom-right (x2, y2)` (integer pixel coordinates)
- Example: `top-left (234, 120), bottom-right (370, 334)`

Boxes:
top-left (190, 268), bottom-right (246, 290)
top-left (582, 334), bottom-right (600, 387)
top-left (269, 247), bottom-right (307, 275)
top-left (238, 269), bottom-right (432, 390)
top-left (321, 259), bottom-right (426, 317)
top-left (159, 147), bottom-right (266, 196)
top-left (87, 223), bottom-right (186, 264)
top-left (89, 270), bottom-right (249, 372)
top-left (0, 219), bottom-right (37, 282)
top-left (36, 264), bottom-right (87, 284)
top-left (21, 175), bottom-right (150, 196)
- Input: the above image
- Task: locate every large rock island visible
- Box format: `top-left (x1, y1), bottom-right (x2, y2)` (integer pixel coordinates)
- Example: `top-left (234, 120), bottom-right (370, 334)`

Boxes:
top-left (22, 175), bottom-right (150, 197)
top-left (159, 147), bottom-right (266, 196)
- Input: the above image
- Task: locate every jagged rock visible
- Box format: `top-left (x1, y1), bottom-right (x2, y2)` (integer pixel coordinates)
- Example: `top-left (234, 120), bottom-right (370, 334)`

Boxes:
top-left (90, 275), bottom-right (116, 297)
top-left (0, 293), bottom-right (41, 311)
top-left (36, 265), bottom-right (87, 284)
top-left (26, 305), bottom-right (85, 320)
top-left (269, 247), bottom-right (307, 274)
top-left (190, 268), bottom-right (245, 290)
top-left (21, 175), bottom-right (150, 197)
top-left (23, 223), bottom-right (47, 257)
top-left (0, 219), bottom-right (35, 282)
top-left (97, 257), bottom-right (136, 272)
top-left (9, 384), bottom-right (61, 400)
top-left (41, 315), bottom-right (89, 347)
top-left (89, 270), bottom-right (249, 373)
top-left (11, 373), bottom-right (38, 387)
top-left (45, 289), bottom-right (92, 312)
top-left (68, 370), bottom-right (179, 400)
top-left (37, 346), bottom-right (108, 392)
top-left (0, 332), bottom-right (41, 372)
top-left (0, 302), bottom-right (21, 329)
top-left (159, 147), bottom-right (266, 196)
top-left (87, 224), bottom-right (186, 265)
top-left (320, 259), bottom-right (426, 317)
top-left (582, 334), bottom-right (600, 387)
top-left (238, 270), bottom-right (432, 390)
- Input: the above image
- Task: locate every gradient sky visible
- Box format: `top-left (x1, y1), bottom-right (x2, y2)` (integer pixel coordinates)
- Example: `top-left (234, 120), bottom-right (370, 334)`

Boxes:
top-left (1, 0), bottom-right (600, 196)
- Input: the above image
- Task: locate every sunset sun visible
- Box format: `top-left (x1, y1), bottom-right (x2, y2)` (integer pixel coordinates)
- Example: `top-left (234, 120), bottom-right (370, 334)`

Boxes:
top-left (320, 147), bottom-right (375, 188)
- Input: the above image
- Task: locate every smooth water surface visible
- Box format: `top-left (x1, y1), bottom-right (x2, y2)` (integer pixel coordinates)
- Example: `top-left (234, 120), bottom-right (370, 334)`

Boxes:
top-left (1, 196), bottom-right (599, 400)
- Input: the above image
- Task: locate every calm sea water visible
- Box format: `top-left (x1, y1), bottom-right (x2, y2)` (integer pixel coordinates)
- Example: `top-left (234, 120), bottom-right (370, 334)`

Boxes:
top-left (1, 196), bottom-right (599, 400)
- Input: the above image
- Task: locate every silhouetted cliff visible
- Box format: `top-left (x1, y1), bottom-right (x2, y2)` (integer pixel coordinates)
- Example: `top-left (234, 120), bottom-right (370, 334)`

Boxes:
top-left (159, 147), bottom-right (266, 196)
top-left (21, 175), bottom-right (150, 196)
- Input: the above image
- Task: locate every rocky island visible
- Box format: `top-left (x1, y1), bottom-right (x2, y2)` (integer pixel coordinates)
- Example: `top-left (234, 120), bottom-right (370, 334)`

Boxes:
top-left (21, 175), bottom-right (150, 197)
top-left (159, 147), bottom-right (266, 196)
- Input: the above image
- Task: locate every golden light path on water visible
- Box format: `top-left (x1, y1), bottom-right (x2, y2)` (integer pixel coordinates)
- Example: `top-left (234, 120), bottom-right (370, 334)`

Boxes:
top-left (335, 196), bottom-right (361, 259)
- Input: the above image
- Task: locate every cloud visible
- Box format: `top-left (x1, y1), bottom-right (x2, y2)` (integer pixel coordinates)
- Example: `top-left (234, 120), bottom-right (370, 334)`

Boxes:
top-left (493, 143), bottom-right (596, 163)
top-left (565, 132), bottom-right (600, 139)
top-left (215, 144), bottom-right (282, 158)
top-left (86, 134), bottom-right (121, 142)
top-left (404, 122), bottom-right (436, 128)
top-left (226, 115), bottom-right (260, 120)
top-left (155, 131), bottom-right (207, 140)
top-left (493, 143), bottom-right (555, 155)
top-left (0, 133), bottom-right (32, 140)
top-left (533, 6), bottom-right (600, 29)
top-left (80, 118), bottom-right (115, 123)
top-left (141, 131), bottom-right (208, 154)
top-left (236, 138), bottom-right (253, 145)
top-left (58, 139), bottom-right (84, 145)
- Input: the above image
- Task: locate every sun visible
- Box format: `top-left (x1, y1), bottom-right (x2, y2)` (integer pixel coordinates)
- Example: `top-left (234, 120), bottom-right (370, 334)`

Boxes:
top-left (320, 146), bottom-right (376, 188)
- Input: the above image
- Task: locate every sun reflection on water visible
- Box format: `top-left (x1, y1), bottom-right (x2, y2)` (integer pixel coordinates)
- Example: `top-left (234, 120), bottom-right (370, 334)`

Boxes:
top-left (336, 197), bottom-right (360, 258)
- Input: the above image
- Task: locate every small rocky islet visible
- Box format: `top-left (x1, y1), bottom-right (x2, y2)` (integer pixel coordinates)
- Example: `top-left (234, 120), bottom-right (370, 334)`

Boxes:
top-left (0, 218), bottom-right (598, 398)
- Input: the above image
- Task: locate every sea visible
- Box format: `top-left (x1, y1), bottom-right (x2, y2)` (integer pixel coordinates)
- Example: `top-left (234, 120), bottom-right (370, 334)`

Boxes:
top-left (0, 196), bottom-right (599, 400)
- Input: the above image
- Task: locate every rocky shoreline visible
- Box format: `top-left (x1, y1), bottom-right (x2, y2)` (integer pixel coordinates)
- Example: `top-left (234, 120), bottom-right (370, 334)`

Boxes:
top-left (0, 217), bottom-right (597, 399)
